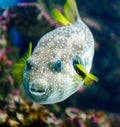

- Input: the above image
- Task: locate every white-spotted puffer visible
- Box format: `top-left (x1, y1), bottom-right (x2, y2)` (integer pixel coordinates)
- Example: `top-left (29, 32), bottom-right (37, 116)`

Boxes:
top-left (23, 23), bottom-right (97, 104)
top-left (14, 0), bottom-right (98, 104)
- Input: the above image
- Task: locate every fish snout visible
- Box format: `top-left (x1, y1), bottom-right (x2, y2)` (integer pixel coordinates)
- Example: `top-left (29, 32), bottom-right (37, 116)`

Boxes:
top-left (29, 80), bottom-right (47, 96)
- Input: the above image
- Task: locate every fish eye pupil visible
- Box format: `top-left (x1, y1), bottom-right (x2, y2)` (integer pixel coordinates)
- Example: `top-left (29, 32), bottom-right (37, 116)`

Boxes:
top-left (48, 60), bottom-right (62, 72)
top-left (72, 55), bottom-right (83, 66)
top-left (73, 59), bottom-right (78, 65)
top-left (54, 60), bottom-right (62, 72)
top-left (56, 60), bottom-right (61, 66)
top-left (72, 55), bottom-right (86, 78)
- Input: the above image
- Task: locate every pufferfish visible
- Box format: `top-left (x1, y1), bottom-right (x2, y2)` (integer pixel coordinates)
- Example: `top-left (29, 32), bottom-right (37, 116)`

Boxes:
top-left (13, 0), bottom-right (98, 104)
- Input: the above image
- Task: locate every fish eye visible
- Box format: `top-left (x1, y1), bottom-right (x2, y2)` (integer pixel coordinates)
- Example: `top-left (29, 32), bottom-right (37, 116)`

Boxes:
top-left (26, 60), bottom-right (32, 71)
top-left (48, 60), bottom-right (62, 72)
top-left (53, 60), bottom-right (62, 72)
top-left (72, 55), bottom-right (83, 66)
top-left (72, 55), bottom-right (85, 78)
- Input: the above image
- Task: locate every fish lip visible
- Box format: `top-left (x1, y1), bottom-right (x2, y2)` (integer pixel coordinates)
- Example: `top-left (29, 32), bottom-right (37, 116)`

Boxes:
top-left (29, 85), bottom-right (46, 96)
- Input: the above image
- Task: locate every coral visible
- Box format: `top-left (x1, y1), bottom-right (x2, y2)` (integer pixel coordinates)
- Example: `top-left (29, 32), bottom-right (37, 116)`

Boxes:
top-left (64, 107), bottom-right (120, 127)
top-left (0, 48), bottom-right (13, 96)
top-left (0, 102), bottom-right (120, 127)
top-left (0, 2), bottom-right (60, 56)
top-left (0, 95), bottom-right (63, 127)
top-left (0, 44), bottom-right (19, 109)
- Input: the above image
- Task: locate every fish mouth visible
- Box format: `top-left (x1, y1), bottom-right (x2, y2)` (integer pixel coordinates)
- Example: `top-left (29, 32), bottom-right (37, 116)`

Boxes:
top-left (29, 86), bottom-right (46, 96)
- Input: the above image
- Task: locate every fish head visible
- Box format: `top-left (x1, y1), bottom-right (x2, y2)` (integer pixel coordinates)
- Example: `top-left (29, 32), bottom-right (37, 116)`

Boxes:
top-left (23, 24), bottom-right (94, 104)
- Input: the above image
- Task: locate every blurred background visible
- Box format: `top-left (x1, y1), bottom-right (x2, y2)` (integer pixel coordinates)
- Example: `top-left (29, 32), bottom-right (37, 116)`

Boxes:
top-left (0, 0), bottom-right (120, 126)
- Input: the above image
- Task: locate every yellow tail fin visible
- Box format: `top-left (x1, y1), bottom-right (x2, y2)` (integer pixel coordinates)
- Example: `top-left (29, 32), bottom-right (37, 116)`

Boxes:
top-left (52, 0), bottom-right (80, 25)
top-left (64, 0), bottom-right (79, 23)
top-left (52, 8), bottom-right (70, 26)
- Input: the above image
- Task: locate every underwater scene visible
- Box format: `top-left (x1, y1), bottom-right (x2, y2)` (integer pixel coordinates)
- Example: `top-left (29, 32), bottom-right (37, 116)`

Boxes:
top-left (0, 0), bottom-right (120, 126)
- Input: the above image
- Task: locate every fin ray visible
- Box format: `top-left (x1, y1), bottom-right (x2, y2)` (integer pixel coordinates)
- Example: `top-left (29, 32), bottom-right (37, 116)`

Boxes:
top-left (64, 0), bottom-right (80, 23)
top-left (75, 64), bottom-right (98, 86)
top-left (13, 42), bottom-right (32, 83)
top-left (52, 8), bottom-right (70, 26)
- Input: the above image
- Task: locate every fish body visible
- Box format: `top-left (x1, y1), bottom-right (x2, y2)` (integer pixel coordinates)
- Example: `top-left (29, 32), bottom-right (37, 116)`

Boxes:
top-left (14, 0), bottom-right (98, 104)
top-left (23, 21), bottom-right (95, 104)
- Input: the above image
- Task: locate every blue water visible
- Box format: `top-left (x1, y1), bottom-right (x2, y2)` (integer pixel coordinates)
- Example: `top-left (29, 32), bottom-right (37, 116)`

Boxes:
top-left (0, 0), bottom-right (19, 7)
top-left (0, 0), bottom-right (35, 8)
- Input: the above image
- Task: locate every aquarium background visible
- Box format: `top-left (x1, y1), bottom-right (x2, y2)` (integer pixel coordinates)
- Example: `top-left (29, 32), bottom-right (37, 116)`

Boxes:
top-left (0, 0), bottom-right (120, 126)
